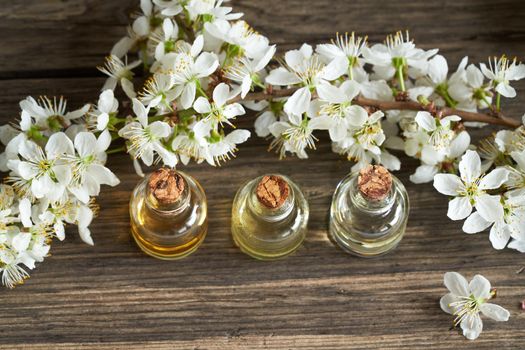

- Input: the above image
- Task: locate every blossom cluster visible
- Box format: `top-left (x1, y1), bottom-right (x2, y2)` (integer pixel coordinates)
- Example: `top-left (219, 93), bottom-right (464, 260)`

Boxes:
top-left (0, 97), bottom-right (119, 287)
top-left (1, 0), bottom-right (525, 289)
top-left (100, 0), bottom-right (278, 171)
top-left (259, 32), bottom-right (525, 252)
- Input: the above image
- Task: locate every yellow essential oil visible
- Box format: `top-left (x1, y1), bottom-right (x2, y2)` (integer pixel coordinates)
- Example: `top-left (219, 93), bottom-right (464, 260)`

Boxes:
top-left (130, 168), bottom-right (208, 260)
top-left (231, 174), bottom-right (309, 260)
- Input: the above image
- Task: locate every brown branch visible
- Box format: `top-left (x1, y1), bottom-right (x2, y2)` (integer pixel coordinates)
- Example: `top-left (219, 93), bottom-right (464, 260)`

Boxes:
top-left (238, 88), bottom-right (522, 128)
top-left (233, 87), bottom-right (300, 103)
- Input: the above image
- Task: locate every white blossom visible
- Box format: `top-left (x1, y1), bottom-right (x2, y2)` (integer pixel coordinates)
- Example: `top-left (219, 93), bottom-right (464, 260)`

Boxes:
top-left (316, 32), bottom-right (367, 80)
top-left (409, 131), bottom-right (470, 184)
top-left (480, 56), bottom-right (525, 98)
top-left (224, 45), bottom-right (276, 98)
top-left (153, 0), bottom-right (183, 17)
top-left (266, 44), bottom-right (347, 116)
top-left (414, 111), bottom-right (461, 150)
top-left (362, 31), bottom-right (438, 80)
top-left (209, 129), bottom-right (250, 165)
top-left (433, 150), bottom-right (509, 222)
top-left (91, 90), bottom-right (119, 131)
top-left (316, 80), bottom-right (367, 142)
top-left (332, 110), bottom-right (387, 171)
top-left (163, 35), bottom-right (219, 109)
top-left (268, 99), bottom-right (331, 159)
top-left (8, 133), bottom-right (74, 202)
top-left (193, 83), bottom-right (245, 129)
top-left (449, 62), bottom-right (492, 111)
top-left (67, 130), bottom-right (120, 203)
top-left (20, 96), bottom-right (89, 132)
top-left (205, 20), bottom-right (268, 60)
top-left (440, 272), bottom-right (509, 340)
top-left (132, 0), bottom-right (156, 38)
top-left (187, 0), bottom-right (242, 22)
top-left (119, 99), bottom-right (177, 167)
top-left (98, 55), bottom-right (140, 98)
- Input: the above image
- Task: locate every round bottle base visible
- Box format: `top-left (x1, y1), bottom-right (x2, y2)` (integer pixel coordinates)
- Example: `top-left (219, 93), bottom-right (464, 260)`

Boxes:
top-left (131, 226), bottom-right (207, 260)
top-left (328, 223), bottom-right (404, 258)
top-left (232, 231), bottom-right (304, 261)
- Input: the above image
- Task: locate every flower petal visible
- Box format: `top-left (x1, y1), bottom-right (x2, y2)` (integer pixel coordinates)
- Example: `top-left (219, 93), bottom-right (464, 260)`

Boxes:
top-left (447, 196), bottom-right (472, 220)
top-left (448, 131), bottom-right (471, 159)
top-left (181, 82), bottom-right (197, 110)
top-left (284, 87), bottom-right (311, 116)
top-left (74, 132), bottom-right (97, 158)
top-left (191, 35), bottom-right (204, 57)
top-left (508, 238), bottom-right (525, 252)
top-left (79, 227), bottom-right (94, 246)
top-left (495, 82), bottom-right (516, 98)
top-left (475, 194), bottom-right (503, 222)
top-left (45, 132), bottom-right (74, 158)
top-left (193, 97), bottom-right (212, 114)
top-left (469, 275), bottom-right (491, 299)
top-left (346, 105), bottom-right (368, 127)
top-left (12, 232), bottom-right (31, 252)
top-left (433, 174), bottom-right (463, 196)
top-left (415, 111), bottom-right (436, 132)
top-left (194, 52), bottom-right (219, 77)
top-left (149, 121), bottom-right (172, 139)
top-left (254, 111), bottom-right (277, 138)
top-left (459, 150), bottom-right (481, 184)
top-left (225, 129), bottom-right (251, 144)
top-left (265, 67), bottom-right (302, 86)
top-left (462, 212), bottom-right (492, 234)
top-left (478, 167), bottom-right (509, 190)
top-left (152, 143), bottom-right (177, 167)
top-left (410, 164), bottom-right (438, 184)
top-left (444, 271), bottom-right (469, 296)
top-left (98, 89), bottom-right (115, 113)
top-left (489, 222), bottom-right (511, 250)
top-left (480, 303), bottom-right (510, 322)
top-left (19, 198), bottom-right (32, 228)
top-left (440, 293), bottom-right (460, 315)
top-left (317, 83), bottom-right (346, 104)
top-left (132, 98), bottom-right (149, 126)
top-left (434, 174), bottom-right (464, 196)
top-left (321, 56), bottom-right (347, 81)
top-left (460, 313), bottom-right (483, 340)
top-left (89, 164), bottom-right (120, 187)
top-left (97, 113), bottom-right (109, 131)
top-left (213, 83), bottom-right (230, 107)
top-left (96, 130), bottom-right (112, 154)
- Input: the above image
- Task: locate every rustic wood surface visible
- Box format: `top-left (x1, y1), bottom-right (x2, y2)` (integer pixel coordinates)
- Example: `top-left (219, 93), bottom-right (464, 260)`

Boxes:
top-left (1, 0), bottom-right (524, 349)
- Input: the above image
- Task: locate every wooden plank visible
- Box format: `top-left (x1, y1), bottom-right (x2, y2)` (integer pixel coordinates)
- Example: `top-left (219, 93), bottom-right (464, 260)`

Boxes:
top-left (0, 0), bottom-right (524, 348)
top-left (0, 78), bottom-right (524, 348)
top-left (0, 0), bottom-right (524, 76)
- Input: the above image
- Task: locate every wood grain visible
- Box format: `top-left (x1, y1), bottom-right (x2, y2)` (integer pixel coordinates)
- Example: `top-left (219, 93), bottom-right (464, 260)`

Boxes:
top-left (0, 1), bottom-right (524, 349)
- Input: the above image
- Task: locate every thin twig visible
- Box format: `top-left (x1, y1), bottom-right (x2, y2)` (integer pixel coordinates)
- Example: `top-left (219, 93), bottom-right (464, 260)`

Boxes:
top-left (237, 88), bottom-right (522, 128)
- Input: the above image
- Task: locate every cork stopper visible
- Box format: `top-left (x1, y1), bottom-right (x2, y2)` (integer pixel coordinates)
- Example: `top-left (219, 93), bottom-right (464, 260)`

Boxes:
top-left (357, 165), bottom-right (392, 201)
top-left (256, 175), bottom-right (290, 209)
top-left (148, 168), bottom-right (185, 205)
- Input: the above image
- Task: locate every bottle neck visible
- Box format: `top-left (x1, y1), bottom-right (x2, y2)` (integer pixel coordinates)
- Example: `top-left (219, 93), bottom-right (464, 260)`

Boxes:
top-left (145, 174), bottom-right (191, 216)
top-left (247, 184), bottom-right (295, 222)
top-left (349, 177), bottom-right (395, 214)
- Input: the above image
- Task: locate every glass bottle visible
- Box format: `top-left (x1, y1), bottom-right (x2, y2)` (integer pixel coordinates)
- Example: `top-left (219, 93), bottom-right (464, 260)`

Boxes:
top-left (329, 165), bottom-right (410, 257)
top-left (129, 168), bottom-right (207, 260)
top-left (231, 174), bottom-right (309, 260)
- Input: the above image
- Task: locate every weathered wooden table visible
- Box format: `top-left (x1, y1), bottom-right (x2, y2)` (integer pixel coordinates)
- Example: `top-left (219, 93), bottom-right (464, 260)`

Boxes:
top-left (0, 1), bottom-right (524, 349)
